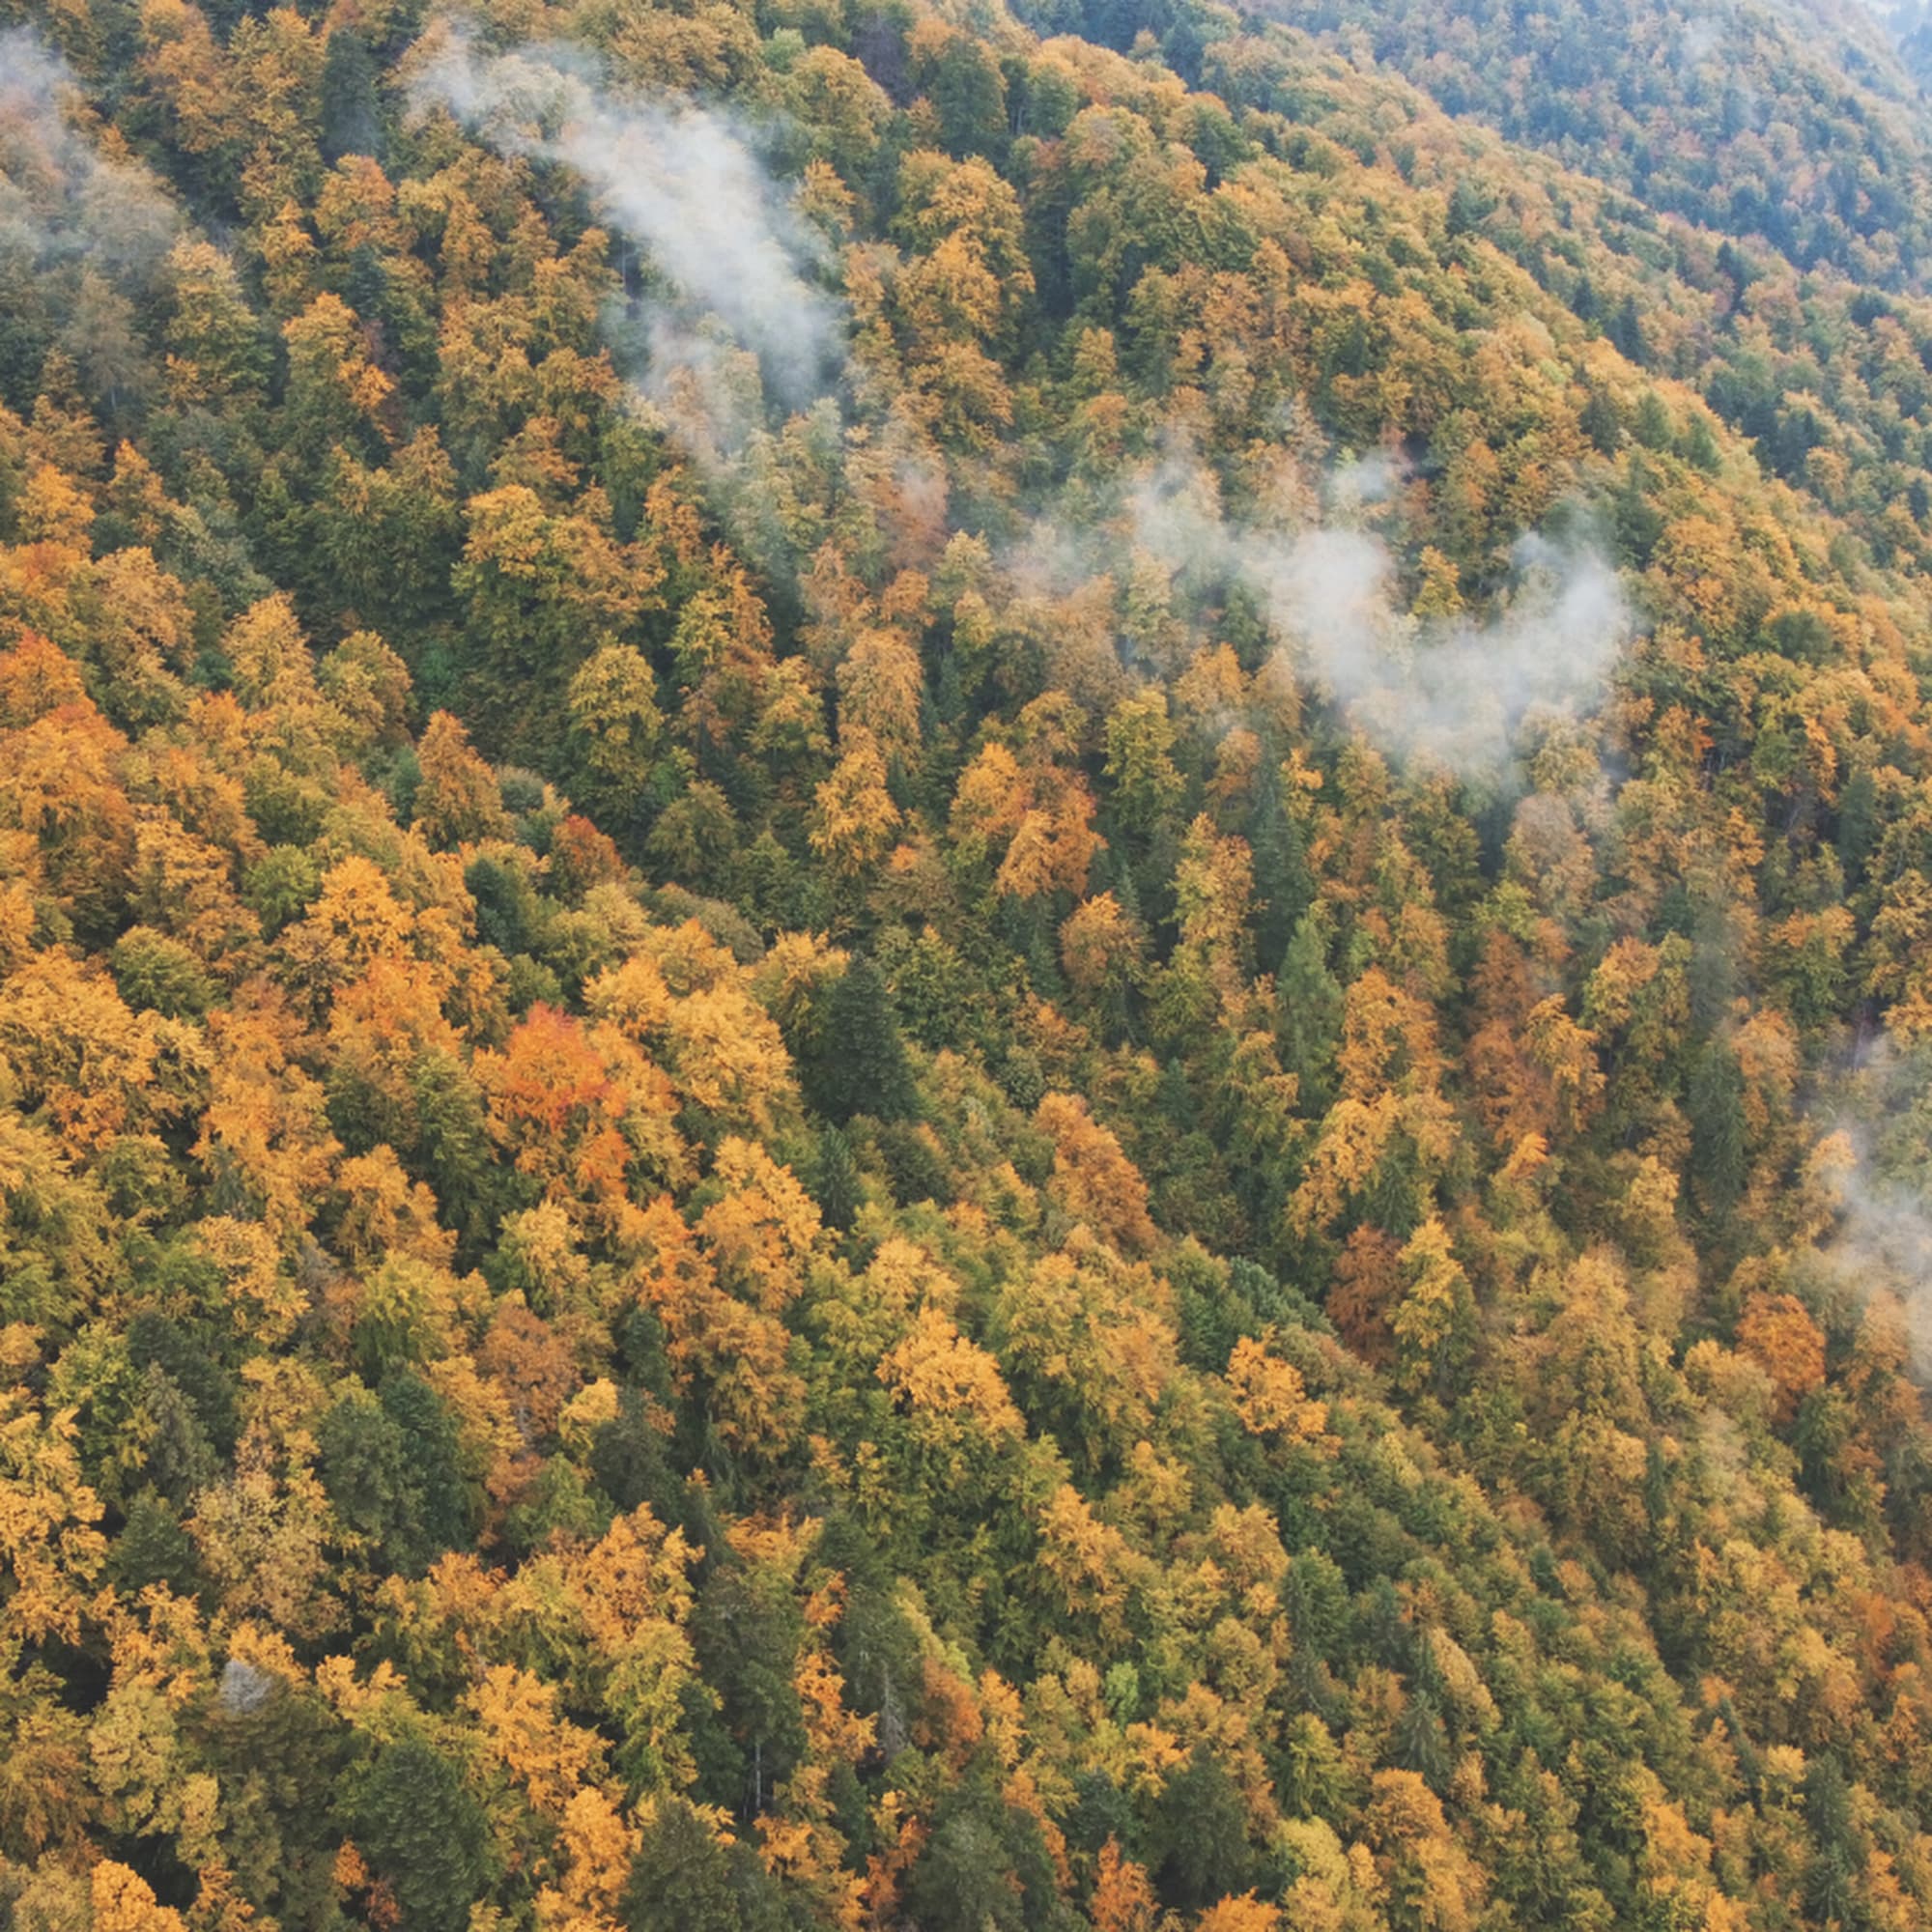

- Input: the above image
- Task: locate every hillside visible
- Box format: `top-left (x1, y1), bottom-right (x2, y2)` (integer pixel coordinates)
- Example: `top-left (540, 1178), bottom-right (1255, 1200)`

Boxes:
top-left (1232, 0), bottom-right (1932, 285)
top-left (3, 0), bottom-right (1932, 1926)
top-left (1125, 0), bottom-right (1932, 600)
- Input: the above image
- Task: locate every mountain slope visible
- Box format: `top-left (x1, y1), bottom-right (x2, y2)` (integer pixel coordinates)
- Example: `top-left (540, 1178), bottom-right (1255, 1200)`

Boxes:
top-left (1224, 0), bottom-right (1932, 286)
top-left (3, 0), bottom-right (1932, 1927)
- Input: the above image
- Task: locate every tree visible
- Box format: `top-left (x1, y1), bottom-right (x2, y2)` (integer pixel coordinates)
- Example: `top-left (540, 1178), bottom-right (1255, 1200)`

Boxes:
top-left (568, 644), bottom-right (668, 826)
top-left (281, 294), bottom-right (393, 464)
top-left (811, 1123), bottom-right (862, 1232)
top-left (837, 626), bottom-right (925, 763)
top-left (0, 1378), bottom-right (107, 1646)
top-left (1276, 906), bottom-right (1343, 1109)
top-left (1228, 1336), bottom-right (1329, 1445)
top-left (1736, 1292), bottom-right (1827, 1426)
top-left (878, 1304), bottom-right (1026, 1487)
top-left (1364, 1770), bottom-right (1487, 1932)
top-left (621, 1796), bottom-right (777, 1932)
top-left (91, 1861), bottom-right (187, 1932)
top-left (1060, 892), bottom-right (1145, 1033)
top-left (1389, 1218), bottom-right (1471, 1395)
top-left (902, 1776), bottom-right (1065, 1932)
top-left (0, 956), bottom-right (160, 1155)
top-left (621, 1800), bottom-right (733, 1930)
top-left (338, 1733), bottom-right (496, 1932)
top-left (1034, 1092), bottom-right (1156, 1252)
top-left (1689, 1037), bottom-right (1748, 1216)
top-left (800, 956), bottom-right (917, 1123)
top-left (1608, 294), bottom-right (1647, 362)
top-left (165, 238), bottom-right (270, 403)
top-left (413, 710), bottom-right (510, 848)
top-left (1104, 689), bottom-right (1185, 834)
top-left (319, 26), bottom-right (383, 165)
top-left (1802, 1756), bottom-right (1861, 1926)
top-left (809, 731), bottom-right (902, 880)
top-left (320, 630), bottom-right (412, 751)
top-left (1149, 1746), bottom-right (1253, 1911)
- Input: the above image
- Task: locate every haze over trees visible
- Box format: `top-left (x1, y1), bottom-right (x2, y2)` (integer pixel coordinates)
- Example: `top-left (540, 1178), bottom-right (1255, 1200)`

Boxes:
top-left (7, 0), bottom-right (1932, 1922)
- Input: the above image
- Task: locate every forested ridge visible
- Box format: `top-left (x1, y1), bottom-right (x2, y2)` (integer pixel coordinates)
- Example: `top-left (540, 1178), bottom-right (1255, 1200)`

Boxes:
top-left (6, 0), bottom-right (1932, 1924)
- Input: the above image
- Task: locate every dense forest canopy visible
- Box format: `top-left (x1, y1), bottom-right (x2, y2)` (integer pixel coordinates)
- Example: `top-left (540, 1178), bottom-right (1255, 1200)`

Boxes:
top-left (6, 0), bottom-right (1932, 1923)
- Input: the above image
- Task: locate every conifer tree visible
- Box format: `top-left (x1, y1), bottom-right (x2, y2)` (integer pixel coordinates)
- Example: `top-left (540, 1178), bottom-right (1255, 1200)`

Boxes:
top-left (802, 955), bottom-right (917, 1123)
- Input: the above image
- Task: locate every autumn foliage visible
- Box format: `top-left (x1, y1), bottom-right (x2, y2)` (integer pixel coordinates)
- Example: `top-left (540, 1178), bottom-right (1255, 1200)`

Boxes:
top-left (4, 0), bottom-right (1932, 1925)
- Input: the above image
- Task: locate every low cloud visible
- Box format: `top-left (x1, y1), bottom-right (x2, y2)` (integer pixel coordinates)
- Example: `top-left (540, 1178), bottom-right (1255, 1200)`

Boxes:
top-left (1262, 529), bottom-right (1630, 779)
top-left (1127, 453), bottom-right (1633, 781)
top-left (412, 35), bottom-right (1634, 771)
top-left (0, 29), bottom-right (180, 276)
top-left (1810, 1045), bottom-right (1932, 1378)
top-left (409, 33), bottom-right (843, 426)
top-left (1826, 1170), bottom-right (1932, 1372)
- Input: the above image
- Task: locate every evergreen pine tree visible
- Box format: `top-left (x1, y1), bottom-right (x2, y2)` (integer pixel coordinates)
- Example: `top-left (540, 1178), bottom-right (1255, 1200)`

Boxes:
top-left (108, 1492), bottom-right (205, 1599)
top-left (1580, 385), bottom-right (1623, 455)
top-left (811, 1124), bottom-right (862, 1232)
top-left (804, 956), bottom-right (917, 1123)
top-left (1393, 1686), bottom-right (1453, 1789)
top-left (1609, 293), bottom-right (1648, 362)
top-left (1277, 905), bottom-right (1344, 1112)
top-left (1249, 754), bottom-right (1312, 972)
top-left (320, 28), bottom-right (384, 165)
top-left (381, 1370), bottom-right (479, 1558)
top-left (622, 1799), bottom-right (743, 1932)
top-left (1802, 1757), bottom-right (1861, 1926)
top-left (1836, 765), bottom-right (1879, 885)
top-left (1149, 1746), bottom-right (1254, 1911)
top-left (903, 1776), bottom-right (1065, 1931)
top-left (340, 1734), bottom-right (495, 1932)
top-left (1689, 1037), bottom-right (1748, 1215)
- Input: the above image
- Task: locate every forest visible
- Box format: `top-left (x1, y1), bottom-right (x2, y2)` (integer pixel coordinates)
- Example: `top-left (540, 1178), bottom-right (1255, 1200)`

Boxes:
top-left (6, 0), bottom-right (1932, 1921)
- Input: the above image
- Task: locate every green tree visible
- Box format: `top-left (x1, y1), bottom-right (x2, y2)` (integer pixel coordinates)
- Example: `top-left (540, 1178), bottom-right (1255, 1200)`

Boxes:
top-left (319, 27), bottom-right (384, 165)
top-left (903, 1776), bottom-right (1067, 1931)
top-left (1277, 906), bottom-right (1344, 1111)
top-left (621, 1796), bottom-right (781, 1932)
top-left (1689, 1037), bottom-right (1747, 1216)
top-left (1148, 1746), bottom-right (1253, 1911)
top-left (338, 1733), bottom-right (495, 1932)
top-left (801, 956), bottom-right (918, 1124)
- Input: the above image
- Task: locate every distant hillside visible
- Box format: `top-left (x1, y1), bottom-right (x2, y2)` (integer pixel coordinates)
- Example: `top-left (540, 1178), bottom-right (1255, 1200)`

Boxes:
top-left (1210, 0), bottom-right (1932, 287)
